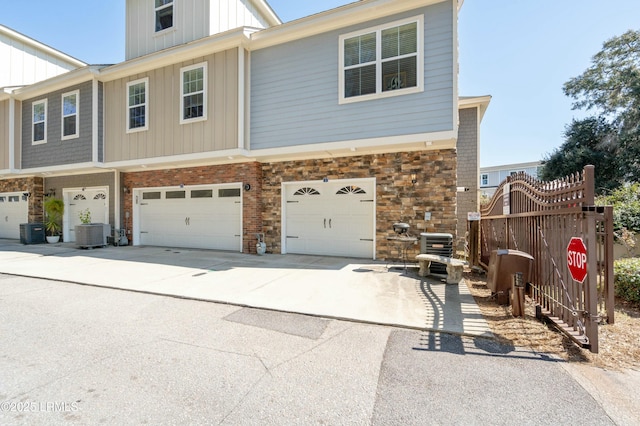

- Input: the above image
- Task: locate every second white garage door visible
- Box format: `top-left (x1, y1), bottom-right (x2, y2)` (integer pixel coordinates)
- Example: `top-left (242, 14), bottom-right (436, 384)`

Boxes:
top-left (0, 193), bottom-right (28, 240)
top-left (137, 184), bottom-right (242, 251)
top-left (283, 179), bottom-right (375, 259)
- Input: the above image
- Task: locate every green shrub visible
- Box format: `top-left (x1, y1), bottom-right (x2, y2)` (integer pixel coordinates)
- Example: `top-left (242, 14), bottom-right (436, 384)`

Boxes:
top-left (614, 257), bottom-right (640, 303)
top-left (597, 183), bottom-right (640, 233)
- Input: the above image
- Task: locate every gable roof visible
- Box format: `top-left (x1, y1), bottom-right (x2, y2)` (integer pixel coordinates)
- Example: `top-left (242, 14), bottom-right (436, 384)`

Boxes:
top-left (0, 24), bottom-right (86, 69)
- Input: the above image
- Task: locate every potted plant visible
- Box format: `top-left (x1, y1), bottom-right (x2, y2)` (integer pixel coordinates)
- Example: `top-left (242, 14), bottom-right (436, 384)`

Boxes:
top-left (44, 197), bottom-right (64, 243)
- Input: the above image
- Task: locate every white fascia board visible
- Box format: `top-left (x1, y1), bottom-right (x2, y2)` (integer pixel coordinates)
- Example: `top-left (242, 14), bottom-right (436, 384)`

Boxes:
top-left (459, 95), bottom-right (492, 122)
top-left (12, 66), bottom-right (102, 101)
top-left (253, 0), bottom-right (282, 26)
top-left (250, 0), bottom-right (448, 50)
top-left (14, 162), bottom-right (102, 176)
top-left (99, 28), bottom-right (253, 82)
top-left (103, 149), bottom-right (250, 172)
top-left (248, 131), bottom-right (457, 163)
top-left (0, 25), bottom-right (87, 68)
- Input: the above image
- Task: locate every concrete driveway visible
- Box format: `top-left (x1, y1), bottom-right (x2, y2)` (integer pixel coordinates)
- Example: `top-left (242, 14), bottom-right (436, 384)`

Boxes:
top-left (0, 239), bottom-right (491, 338)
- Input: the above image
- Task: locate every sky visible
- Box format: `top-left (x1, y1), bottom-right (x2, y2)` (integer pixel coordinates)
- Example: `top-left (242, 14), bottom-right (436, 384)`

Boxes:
top-left (3, 1), bottom-right (640, 167)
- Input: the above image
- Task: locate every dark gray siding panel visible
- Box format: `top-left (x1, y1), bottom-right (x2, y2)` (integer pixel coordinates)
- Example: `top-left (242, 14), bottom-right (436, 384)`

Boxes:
top-left (43, 172), bottom-right (115, 230)
top-left (250, 1), bottom-right (454, 150)
top-left (21, 81), bottom-right (94, 168)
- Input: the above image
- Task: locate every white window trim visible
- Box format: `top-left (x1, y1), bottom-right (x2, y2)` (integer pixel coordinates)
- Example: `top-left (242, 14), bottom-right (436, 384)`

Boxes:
top-left (338, 15), bottom-right (424, 105)
top-left (154, 0), bottom-right (174, 33)
top-left (61, 90), bottom-right (80, 141)
top-left (180, 62), bottom-right (208, 125)
top-left (32, 99), bottom-right (47, 145)
top-left (126, 77), bottom-right (149, 134)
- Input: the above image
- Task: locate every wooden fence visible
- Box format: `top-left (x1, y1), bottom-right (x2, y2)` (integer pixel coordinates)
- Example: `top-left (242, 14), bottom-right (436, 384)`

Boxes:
top-left (478, 165), bottom-right (614, 353)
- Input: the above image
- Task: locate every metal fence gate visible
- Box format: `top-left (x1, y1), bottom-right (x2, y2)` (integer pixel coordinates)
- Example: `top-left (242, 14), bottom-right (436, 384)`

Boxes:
top-left (478, 165), bottom-right (614, 353)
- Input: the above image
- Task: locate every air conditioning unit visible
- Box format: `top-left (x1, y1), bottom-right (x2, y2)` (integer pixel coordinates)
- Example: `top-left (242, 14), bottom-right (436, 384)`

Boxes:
top-left (419, 233), bottom-right (453, 274)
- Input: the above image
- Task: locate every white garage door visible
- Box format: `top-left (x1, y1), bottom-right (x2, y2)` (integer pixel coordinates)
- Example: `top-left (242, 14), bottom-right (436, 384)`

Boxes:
top-left (283, 179), bottom-right (375, 258)
top-left (65, 188), bottom-right (109, 242)
top-left (0, 193), bottom-right (29, 239)
top-left (137, 185), bottom-right (242, 251)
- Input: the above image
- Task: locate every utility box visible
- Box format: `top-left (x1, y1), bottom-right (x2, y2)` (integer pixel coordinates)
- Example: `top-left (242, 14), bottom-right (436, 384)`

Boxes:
top-left (420, 233), bottom-right (453, 274)
top-left (75, 224), bottom-right (109, 248)
top-left (19, 223), bottom-right (45, 244)
top-left (486, 249), bottom-right (534, 297)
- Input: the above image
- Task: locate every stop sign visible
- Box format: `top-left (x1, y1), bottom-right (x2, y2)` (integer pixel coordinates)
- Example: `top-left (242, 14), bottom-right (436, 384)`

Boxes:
top-left (567, 237), bottom-right (588, 283)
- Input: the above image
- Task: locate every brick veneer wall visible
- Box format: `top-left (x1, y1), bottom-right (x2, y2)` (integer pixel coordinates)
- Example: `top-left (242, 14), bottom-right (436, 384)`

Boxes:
top-left (261, 150), bottom-right (458, 260)
top-left (122, 163), bottom-right (263, 253)
top-left (0, 177), bottom-right (44, 222)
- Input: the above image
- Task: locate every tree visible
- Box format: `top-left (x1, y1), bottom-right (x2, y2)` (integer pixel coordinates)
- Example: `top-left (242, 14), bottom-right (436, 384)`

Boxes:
top-left (540, 116), bottom-right (623, 194)
top-left (563, 29), bottom-right (640, 182)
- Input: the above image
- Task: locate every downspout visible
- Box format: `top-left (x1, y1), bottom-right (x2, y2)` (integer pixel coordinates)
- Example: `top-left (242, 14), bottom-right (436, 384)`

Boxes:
top-left (92, 78), bottom-right (99, 164)
top-left (8, 94), bottom-right (16, 172)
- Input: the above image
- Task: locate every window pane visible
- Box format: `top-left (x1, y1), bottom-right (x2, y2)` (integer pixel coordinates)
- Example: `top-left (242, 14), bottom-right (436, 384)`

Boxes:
top-left (360, 33), bottom-right (376, 63)
top-left (63, 95), bottom-right (77, 116)
top-left (399, 23), bottom-right (418, 56)
top-left (344, 64), bottom-right (376, 98)
top-left (381, 27), bottom-right (399, 59)
top-left (34, 122), bottom-right (45, 141)
top-left (382, 56), bottom-right (417, 92)
top-left (129, 83), bottom-right (145, 106)
top-left (191, 189), bottom-right (213, 198)
top-left (63, 116), bottom-right (77, 136)
top-left (166, 191), bottom-right (186, 199)
top-left (155, 0), bottom-right (171, 7)
top-left (142, 192), bottom-right (161, 200)
top-left (183, 93), bottom-right (204, 119)
top-left (344, 37), bottom-right (360, 67)
top-left (219, 188), bottom-right (241, 198)
top-left (344, 33), bottom-right (376, 66)
top-left (382, 23), bottom-right (417, 60)
top-left (33, 103), bottom-right (45, 122)
top-left (183, 68), bottom-right (203, 94)
top-left (156, 5), bottom-right (173, 31)
top-left (129, 105), bottom-right (146, 129)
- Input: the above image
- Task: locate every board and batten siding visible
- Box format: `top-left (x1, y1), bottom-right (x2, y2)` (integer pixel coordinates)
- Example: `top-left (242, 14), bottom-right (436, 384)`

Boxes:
top-left (104, 49), bottom-right (238, 163)
top-left (126, 0), bottom-right (271, 60)
top-left (250, 2), bottom-right (455, 151)
top-left (21, 81), bottom-right (96, 169)
top-left (0, 31), bottom-right (78, 87)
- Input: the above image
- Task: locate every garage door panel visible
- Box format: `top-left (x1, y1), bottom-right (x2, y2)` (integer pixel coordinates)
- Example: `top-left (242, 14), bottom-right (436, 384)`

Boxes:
top-left (138, 186), bottom-right (241, 251)
top-left (284, 181), bottom-right (375, 259)
top-left (0, 194), bottom-right (28, 239)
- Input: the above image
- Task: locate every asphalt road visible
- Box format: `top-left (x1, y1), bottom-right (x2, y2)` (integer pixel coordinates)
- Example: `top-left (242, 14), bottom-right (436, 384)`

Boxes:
top-left (0, 274), bottom-right (616, 425)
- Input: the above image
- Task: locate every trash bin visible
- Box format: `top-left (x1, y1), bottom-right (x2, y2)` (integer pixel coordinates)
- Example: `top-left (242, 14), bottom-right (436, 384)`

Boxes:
top-left (486, 249), bottom-right (534, 296)
top-left (19, 223), bottom-right (45, 244)
top-left (420, 233), bottom-right (453, 274)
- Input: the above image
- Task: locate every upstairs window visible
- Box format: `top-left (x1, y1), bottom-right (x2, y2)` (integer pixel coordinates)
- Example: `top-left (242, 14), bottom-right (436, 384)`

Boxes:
top-left (481, 174), bottom-right (488, 186)
top-left (127, 78), bottom-right (148, 132)
top-left (155, 0), bottom-right (173, 32)
top-left (32, 99), bottom-right (47, 144)
top-left (180, 63), bottom-right (207, 123)
top-left (339, 15), bottom-right (423, 104)
top-left (61, 90), bottom-right (79, 140)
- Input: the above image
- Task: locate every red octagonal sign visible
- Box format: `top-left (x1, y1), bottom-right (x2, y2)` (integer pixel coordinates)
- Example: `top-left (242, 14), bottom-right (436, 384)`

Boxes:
top-left (567, 237), bottom-right (588, 283)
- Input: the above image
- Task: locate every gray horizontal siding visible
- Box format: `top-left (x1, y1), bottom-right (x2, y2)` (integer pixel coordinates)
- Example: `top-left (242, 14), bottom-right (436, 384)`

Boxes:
top-left (21, 81), bottom-right (96, 168)
top-left (250, 1), bottom-right (454, 150)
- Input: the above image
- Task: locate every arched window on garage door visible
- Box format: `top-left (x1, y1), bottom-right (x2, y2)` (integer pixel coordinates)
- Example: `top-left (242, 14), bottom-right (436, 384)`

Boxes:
top-left (336, 186), bottom-right (366, 195)
top-left (294, 187), bottom-right (320, 196)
